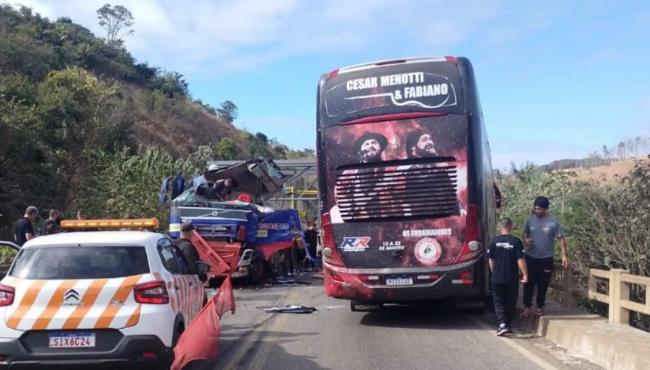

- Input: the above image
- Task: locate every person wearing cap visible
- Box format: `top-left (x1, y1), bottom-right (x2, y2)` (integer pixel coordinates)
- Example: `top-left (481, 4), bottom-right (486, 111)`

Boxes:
top-left (521, 196), bottom-right (569, 317)
top-left (15, 206), bottom-right (39, 246)
top-left (175, 222), bottom-right (201, 274)
top-left (330, 131), bottom-right (389, 223)
top-left (354, 132), bottom-right (387, 163)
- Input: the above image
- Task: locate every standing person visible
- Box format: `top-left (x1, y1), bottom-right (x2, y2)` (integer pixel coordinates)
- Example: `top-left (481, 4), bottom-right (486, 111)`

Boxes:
top-left (303, 221), bottom-right (319, 269)
top-left (41, 209), bottom-right (60, 235)
top-left (175, 222), bottom-right (200, 274)
top-left (488, 218), bottom-right (528, 336)
top-left (521, 196), bottom-right (569, 318)
top-left (15, 206), bottom-right (39, 246)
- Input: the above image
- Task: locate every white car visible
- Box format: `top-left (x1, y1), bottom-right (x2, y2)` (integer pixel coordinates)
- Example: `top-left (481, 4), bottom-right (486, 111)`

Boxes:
top-left (0, 227), bottom-right (206, 369)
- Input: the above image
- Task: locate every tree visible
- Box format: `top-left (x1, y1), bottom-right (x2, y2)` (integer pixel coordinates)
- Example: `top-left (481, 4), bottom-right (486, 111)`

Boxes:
top-left (217, 100), bottom-right (238, 123)
top-left (97, 4), bottom-right (134, 45)
top-left (213, 138), bottom-right (238, 159)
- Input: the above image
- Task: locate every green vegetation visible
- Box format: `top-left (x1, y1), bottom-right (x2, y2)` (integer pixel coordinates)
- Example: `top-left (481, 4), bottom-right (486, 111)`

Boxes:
top-left (497, 159), bottom-right (650, 278)
top-left (0, 5), bottom-right (312, 239)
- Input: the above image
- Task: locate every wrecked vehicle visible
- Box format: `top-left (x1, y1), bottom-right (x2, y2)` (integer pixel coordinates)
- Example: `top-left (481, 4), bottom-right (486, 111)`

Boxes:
top-left (161, 158), bottom-right (304, 285)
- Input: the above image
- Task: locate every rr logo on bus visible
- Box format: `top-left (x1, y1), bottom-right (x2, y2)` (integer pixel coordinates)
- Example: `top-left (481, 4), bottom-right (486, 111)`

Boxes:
top-left (340, 237), bottom-right (371, 252)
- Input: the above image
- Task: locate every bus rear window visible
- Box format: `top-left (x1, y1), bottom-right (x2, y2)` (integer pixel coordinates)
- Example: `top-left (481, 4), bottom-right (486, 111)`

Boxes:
top-left (10, 246), bottom-right (150, 279)
top-left (320, 61), bottom-right (465, 126)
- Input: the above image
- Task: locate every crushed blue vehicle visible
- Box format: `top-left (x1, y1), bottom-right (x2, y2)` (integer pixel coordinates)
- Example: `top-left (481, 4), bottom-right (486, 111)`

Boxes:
top-left (161, 158), bottom-right (304, 284)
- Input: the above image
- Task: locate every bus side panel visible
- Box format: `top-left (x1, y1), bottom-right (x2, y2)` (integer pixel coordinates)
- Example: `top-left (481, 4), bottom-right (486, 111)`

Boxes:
top-left (459, 57), bottom-right (496, 297)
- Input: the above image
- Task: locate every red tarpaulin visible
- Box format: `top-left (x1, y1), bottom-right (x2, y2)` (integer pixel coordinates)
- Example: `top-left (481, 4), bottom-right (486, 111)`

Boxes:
top-left (171, 276), bottom-right (235, 370)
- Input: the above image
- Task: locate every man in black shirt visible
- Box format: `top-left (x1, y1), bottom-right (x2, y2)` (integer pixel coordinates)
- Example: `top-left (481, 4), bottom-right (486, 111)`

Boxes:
top-left (15, 206), bottom-right (39, 246)
top-left (487, 217), bottom-right (528, 336)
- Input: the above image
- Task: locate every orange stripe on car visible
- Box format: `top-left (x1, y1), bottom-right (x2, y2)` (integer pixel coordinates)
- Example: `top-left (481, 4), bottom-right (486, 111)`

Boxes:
top-left (94, 275), bottom-right (142, 329)
top-left (6, 280), bottom-right (47, 329)
top-left (31, 280), bottom-right (78, 330)
top-left (125, 305), bottom-right (141, 327)
top-left (62, 279), bottom-right (109, 330)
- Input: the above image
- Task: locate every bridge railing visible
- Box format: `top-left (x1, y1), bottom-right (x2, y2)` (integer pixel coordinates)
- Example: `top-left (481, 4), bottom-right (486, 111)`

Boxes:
top-left (589, 268), bottom-right (650, 325)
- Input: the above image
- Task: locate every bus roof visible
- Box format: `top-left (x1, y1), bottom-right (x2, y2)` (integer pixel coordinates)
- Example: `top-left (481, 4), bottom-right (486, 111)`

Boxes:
top-left (333, 56), bottom-right (457, 76)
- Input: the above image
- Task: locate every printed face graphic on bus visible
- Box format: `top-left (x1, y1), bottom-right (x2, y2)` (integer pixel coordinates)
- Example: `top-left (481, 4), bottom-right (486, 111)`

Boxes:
top-left (355, 132), bottom-right (387, 163)
top-left (406, 131), bottom-right (438, 158)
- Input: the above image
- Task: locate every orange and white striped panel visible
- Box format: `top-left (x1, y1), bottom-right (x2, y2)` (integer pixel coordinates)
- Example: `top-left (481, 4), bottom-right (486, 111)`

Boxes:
top-left (4, 274), bottom-right (155, 331)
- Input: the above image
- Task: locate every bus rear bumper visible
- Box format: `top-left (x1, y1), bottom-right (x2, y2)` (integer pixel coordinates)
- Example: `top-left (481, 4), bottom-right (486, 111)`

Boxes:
top-left (323, 260), bottom-right (485, 303)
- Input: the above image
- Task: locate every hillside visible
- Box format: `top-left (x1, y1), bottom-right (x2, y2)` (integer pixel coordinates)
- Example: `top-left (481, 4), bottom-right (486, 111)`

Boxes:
top-left (0, 5), bottom-right (310, 239)
top-left (0, 5), bottom-right (252, 157)
top-left (570, 159), bottom-right (638, 183)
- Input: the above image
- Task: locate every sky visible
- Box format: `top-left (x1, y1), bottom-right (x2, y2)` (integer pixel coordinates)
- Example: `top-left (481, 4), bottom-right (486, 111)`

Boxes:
top-left (5, 0), bottom-right (650, 169)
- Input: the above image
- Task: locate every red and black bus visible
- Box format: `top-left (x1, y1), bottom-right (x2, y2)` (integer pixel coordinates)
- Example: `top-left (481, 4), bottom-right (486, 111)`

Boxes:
top-left (317, 57), bottom-right (498, 311)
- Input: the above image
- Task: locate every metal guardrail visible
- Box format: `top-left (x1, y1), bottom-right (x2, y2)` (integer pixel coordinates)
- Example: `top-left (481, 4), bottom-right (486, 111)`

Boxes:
top-left (589, 268), bottom-right (650, 325)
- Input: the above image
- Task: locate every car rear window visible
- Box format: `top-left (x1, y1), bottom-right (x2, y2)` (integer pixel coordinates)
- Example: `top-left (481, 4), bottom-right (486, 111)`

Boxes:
top-left (9, 246), bottom-right (150, 279)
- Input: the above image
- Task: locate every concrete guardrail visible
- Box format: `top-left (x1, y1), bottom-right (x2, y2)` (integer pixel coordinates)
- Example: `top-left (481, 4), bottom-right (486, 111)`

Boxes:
top-left (589, 268), bottom-right (650, 325)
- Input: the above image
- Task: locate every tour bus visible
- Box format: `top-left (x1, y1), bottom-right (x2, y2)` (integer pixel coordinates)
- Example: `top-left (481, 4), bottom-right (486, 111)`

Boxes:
top-left (316, 57), bottom-right (498, 310)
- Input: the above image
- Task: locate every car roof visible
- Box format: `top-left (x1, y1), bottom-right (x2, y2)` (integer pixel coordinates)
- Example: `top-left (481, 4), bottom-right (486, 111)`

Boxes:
top-left (22, 231), bottom-right (166, 249)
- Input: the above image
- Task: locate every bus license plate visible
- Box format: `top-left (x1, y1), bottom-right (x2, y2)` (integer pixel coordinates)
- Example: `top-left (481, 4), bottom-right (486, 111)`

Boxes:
top-left (386, 277), bottom-right (413, 286)
top-left (49, 332), bottom-right (95, 348)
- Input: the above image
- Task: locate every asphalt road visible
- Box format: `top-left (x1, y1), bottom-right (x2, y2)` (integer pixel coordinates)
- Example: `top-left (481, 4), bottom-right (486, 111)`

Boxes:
top-left (210, 274), bottom-right (601, 370)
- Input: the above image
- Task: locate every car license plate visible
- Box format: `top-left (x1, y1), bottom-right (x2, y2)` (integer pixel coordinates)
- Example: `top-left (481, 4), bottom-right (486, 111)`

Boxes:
top-left (49, 332), bottom-right (95, 348)
top-left (385, 277), bottom-right (413, 286)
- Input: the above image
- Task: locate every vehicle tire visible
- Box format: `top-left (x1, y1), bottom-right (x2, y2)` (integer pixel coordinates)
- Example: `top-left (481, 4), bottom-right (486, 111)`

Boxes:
top-left (172, 322), bottom-right (184, 347)
top-left (166, 323), bottom-right (184, 370)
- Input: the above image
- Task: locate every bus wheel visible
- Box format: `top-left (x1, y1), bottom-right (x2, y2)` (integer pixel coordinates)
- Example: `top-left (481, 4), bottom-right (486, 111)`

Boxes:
top-left (350, 301), bottom-right (382, 312)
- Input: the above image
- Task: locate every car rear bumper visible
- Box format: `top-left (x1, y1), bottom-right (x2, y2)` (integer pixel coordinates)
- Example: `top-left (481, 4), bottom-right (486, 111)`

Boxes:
top-left (0, 332), bottom-right (172, 370)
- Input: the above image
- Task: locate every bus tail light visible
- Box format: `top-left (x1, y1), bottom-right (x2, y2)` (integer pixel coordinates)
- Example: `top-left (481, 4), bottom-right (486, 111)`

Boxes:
top-left (445, 56), bottom-right (459, 63)
top-left (321, 212), bottom-right (345, 267)
top-left (0, 285), bottom-right (15, 307)
top-left (455, 204), bottom-right (482, 264)
top-left (134, 281), bottom-right (169, 305)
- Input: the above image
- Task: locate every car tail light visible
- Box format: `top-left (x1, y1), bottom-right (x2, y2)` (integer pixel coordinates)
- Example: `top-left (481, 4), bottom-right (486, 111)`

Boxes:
top-left (320, 212), bottom-right (345, 267)
top-left (134, 281), bottom-right (169, 304)
top-left (0, 285), bottom-right (14, 307)
top-left (455, 204), bottom-right (482, 264)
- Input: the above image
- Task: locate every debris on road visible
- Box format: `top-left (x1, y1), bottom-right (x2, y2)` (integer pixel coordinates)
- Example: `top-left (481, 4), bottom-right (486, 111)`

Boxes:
top-left (260, 305), bottom-right (318, 314)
